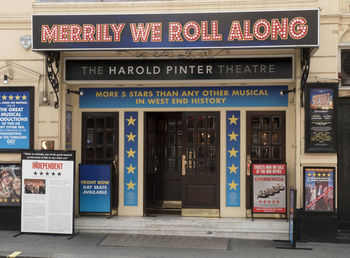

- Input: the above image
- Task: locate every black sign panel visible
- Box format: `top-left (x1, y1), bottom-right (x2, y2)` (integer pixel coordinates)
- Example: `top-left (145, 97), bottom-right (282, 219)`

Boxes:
top-left (33, 10), bottom-right (319, 51)
top-left (65, 57), bottom-right (293, 81)
top-left (305, 83), bottom-right (338, 153)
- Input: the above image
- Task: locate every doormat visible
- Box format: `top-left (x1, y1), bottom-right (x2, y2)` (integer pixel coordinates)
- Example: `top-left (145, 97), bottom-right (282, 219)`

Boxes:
top-left (99, 234), bottom-right (229, 250)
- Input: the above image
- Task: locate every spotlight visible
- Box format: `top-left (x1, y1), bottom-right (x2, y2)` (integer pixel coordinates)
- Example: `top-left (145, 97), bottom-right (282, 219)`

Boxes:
top-left (280, 88), bottom-right (296, 96)
top-left (66, 89), bottom-right (83, 96)
top-left (3, 74), bottom-right (12, 84)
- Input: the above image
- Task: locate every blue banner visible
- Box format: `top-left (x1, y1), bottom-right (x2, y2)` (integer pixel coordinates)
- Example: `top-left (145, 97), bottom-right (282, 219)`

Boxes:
top-left (226, 111), bottom-right (240, 207)
top-left (124, 112), bottom-right (138, 206)
top-left (79, 164), bottom-right (111, 213)
top-left (0, 88), bottom-right (33, 150)
top-left (80, 86), bottom-right (288, 108)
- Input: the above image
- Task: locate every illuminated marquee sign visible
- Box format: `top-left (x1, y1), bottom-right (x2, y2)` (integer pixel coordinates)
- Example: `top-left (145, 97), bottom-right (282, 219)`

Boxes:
top-left (32, 10), bottom-right (319, 50)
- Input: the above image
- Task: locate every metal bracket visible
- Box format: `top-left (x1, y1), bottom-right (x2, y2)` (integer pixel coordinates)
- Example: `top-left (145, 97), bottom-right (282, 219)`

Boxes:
top-left (300, 48), bottom-right (311, 107)
top-left (45, 52), bottom-right (60, 109)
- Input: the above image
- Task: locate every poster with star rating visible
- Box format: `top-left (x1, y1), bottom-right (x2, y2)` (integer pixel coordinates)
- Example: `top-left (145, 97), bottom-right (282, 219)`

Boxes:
top-left (226, 111), bottom-right (240, 207)
top-left (252, 163), bottom-right (286, 214)
top-left (303, 167), bottom-right (335, 212)
top-left (21, 150), bottom-right (75, 235)
top-left (124, 112), bottom-right (138, 206)
top-left (0, 87), bottom-right (34, 151)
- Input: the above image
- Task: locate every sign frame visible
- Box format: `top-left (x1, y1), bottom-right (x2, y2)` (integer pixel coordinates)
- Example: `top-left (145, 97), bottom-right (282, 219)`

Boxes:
top-left (251, 163), bottom-right (287, 216)
top-left (20, 150), bottom-right (75, 235)
top-left (303, 167), bottom-right (335, 213)
top-left (0, 87), bottom-right (34, 152)
top-left (78, 163), bottom-right (112, 214)
top-left (32, 9), bottom-right (319, 51)
top-left (64, 57), bottom-right (294, 82)
top-left (305, 83), bottom-right (338, 153)
top-left (0, 163), bottom-right (21, 207)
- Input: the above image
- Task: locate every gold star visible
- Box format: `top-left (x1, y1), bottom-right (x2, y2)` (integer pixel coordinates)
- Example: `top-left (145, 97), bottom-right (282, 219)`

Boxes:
top-left (228, 180), bottom-right (238, 190)
top-left (322, 173), bottom-right (326, 177)
top-left (228, 147), bottom-right (238, 157)
top-left (228, 164), bottom-right (238, 174)
top-left (2, 95), bottom-right (7, 100)
top-left (126, 180), bottom-right (136, 190)
top-left (228, 130), bottom-right (238, 141)
top-left (15, 95), bottom-right (20, 100)
top-left (228, 114), bottom-right (239, 125)
top-left (307, 173), bottom-right (311, 176)
top-left (126, 148), bottom-right (136, 158)
top-left (126, 132), bottom-right (136, 142)
top-left (22, 95), bottom-right (27, 100)
top-left (317, 173), bottom-right (321, 177)
top-left (126, 164), bottom-right (136, 174)
top-left (126, 116), bottom-right (136, 126)
top-left (9, 95), bottom-right (13, 100)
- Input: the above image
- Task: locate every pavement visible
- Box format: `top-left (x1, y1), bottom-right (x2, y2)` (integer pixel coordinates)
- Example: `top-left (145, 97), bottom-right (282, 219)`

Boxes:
top-left (0, 230), bottom-right (350, 258)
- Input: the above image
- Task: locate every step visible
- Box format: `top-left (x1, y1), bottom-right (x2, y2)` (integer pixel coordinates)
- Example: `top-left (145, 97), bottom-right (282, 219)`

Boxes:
top-left (75, 216), bottom-right (289, 240)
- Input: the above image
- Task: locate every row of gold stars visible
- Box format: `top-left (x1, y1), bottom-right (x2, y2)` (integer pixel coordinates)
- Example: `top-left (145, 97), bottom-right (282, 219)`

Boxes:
top-left (125, 115), bottom-right (137, 191)
top-left (2, 94), bottom-right (27, 100)
top-left (227, 113), bottom-right (239, 192)
top-left (307, 173), bottom-right (331, 177)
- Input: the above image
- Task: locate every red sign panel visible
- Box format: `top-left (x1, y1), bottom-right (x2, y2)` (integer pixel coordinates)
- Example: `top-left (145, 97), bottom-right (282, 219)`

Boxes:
top-left (252, 164), bottom-right (286, 214)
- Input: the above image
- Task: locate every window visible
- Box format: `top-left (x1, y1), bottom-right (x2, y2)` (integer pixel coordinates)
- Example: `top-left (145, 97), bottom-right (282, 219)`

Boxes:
top-left (341, 49), bottom-right (350, 87)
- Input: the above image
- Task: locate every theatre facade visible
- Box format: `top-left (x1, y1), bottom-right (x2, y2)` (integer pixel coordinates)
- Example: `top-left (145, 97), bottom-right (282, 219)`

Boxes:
top-left (30, 9), bottom-right (320, 218)
top-left (3, 1), bottom-right (349, 234)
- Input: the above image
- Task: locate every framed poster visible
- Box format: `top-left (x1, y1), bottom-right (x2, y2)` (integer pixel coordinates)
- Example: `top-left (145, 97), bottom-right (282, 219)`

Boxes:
top-left (79, 164), bottom-right (111, 213)
top-left (252, 163), bottom-right (287, 214)
top-left (0, 87), bottom-right (34, 152)
top-left (303, 167), bottom-right (335, 212)
top-left (0, 163), bottom-right (21, 206)
top-left (305, 83), bottom-right (338, 153)
top-left (21, 150), bottom-right (75, 235)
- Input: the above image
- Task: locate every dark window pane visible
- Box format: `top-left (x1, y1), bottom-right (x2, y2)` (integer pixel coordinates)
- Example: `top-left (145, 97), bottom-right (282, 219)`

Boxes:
top-left (209, 159), bottom-right (216, 174)
top-left (97, 132), bottom-right (104, 144)
top-left (199, 132), bottom-right (206, 144)
top-left (273, 147), bottom-right (281, 159)
top-left (207, 116), bottom-right (216, 129)
top-left (87, 118), bottom-right (95, 128)
top-left (262, 147), bottom-right (270, 159)
top-left (197, 146), bottom-right (205, 158)
top-left (262, 132), bottom-right (270, 145)
top-left (106, 147), bottom-right (114, 158)
top-left (107, 132), bottom-right (114, 143)
top-left (251, 147), bottom-right (260, 160)
top-left (168, 120), bottom-right (176, 131)
top-left (87, 147), bottom-right (95, 159)
top-left (209, 146), bottom-right (216, 158)
top-left (167, 146), bottom-right (176, 158)
top-left (262, 117), bottom-right (270, 130)
top-left (208, 132), bottom-right (215, 144)
top-left (252, 131), bottom-right (259, 145)
top-left (252, 117), bottom-right (260, 129)
top-left (96, 147), bottom-right (104, 158)
top-left (187, 132), bottom-right (194, 144)
top-left (272, 117), bottom-right (281, 130)
top-left (187, 116), bottom-right (195, 128)
top-left (197, 116), bottom-right (206, 129)
top-left (272, 132), bottom-right (280, 144)
top-left (168, 133), bottom-right (176, 145)
top-left (106, 117), bottom-right (114, 129)
top-left (87, 131), bottom-right (94, 144)
top-left (96, 118), bottom-right (104, 129)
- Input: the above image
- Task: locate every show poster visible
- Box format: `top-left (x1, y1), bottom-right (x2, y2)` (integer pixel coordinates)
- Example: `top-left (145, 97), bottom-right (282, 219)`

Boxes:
top-left (0, 87), bottom-right (34, 151)
top-left (21, 150), bottom-right (75, 235)
top-left (305, 83), bottom-right (338, 153)
top-left (79, 164), bottom-right (111, 213)
top-left (0, 164), bottom-right (21, 206)
top-left (304, 167), bottom-right (335, 212)
top-left (252, 164), bottom-right (286, 214)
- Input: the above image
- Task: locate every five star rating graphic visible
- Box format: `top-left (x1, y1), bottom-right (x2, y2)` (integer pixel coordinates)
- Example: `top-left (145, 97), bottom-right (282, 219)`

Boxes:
top-left (226, 111), bottom-right (240, 207)
top-left (1, 94), bottom-right (27, 101)
top-left (124, 112), bottom-right (138, 206)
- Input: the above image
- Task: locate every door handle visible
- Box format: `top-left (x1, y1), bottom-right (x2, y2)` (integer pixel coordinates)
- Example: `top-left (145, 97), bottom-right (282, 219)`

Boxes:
top-left (246, 154), bottom-right (252, 176)
top-left (113, 154), bottom-right (119, 175)
top-left (182, 154), bottom-right (187, 176)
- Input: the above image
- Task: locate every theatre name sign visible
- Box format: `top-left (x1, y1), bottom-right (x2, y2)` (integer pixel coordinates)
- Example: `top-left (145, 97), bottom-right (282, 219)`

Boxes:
top-left (32, 9), bottom-right (319, 51)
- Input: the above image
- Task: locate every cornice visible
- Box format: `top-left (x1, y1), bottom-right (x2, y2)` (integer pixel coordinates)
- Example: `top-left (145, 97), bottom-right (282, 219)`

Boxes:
top-left (0, 13), bottom-right (31, 29)
top-left (32, 1), bottom-right (318, 14)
